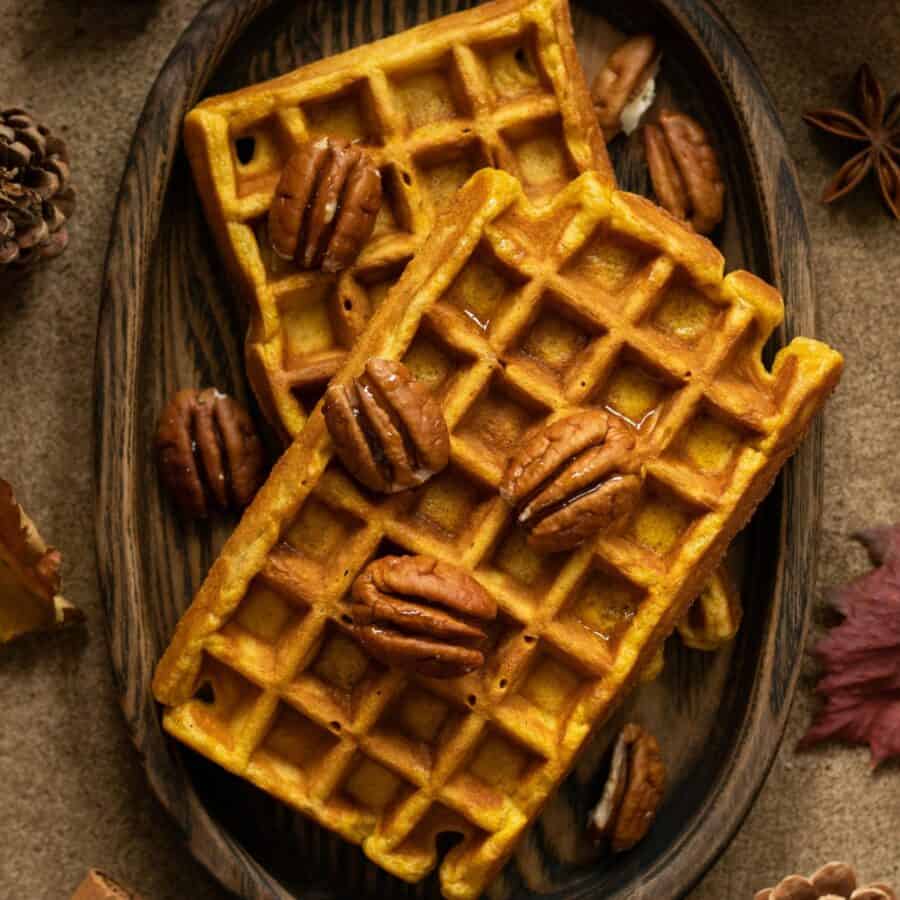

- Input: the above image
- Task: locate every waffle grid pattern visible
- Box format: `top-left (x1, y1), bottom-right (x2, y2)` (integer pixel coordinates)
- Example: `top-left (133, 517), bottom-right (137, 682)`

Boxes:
top-left (183, 0), bottom-right (610, 440)
top-left (154, 170), bottom-right (841, 900)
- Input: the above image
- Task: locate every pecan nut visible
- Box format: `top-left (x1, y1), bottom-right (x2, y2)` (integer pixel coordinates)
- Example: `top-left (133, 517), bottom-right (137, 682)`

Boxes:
top-left (643, 109), bottom-right (725, 235)
top-left (155, 388), bottom-right (266, 519)
top-left (348, 555), bottom-right (497, 679)
top-left (323, 358), bottom-right (450, 493)
top-left (677, 566), bottom-right (742, 651)
top-left (269, 137), bottom-right (382, 273)
top-left (588, 722), bottom-right (666, 852)
top-left (591, 35), bottom-right (659, 140)
top-left (499, 410), bottom-right (642, 552)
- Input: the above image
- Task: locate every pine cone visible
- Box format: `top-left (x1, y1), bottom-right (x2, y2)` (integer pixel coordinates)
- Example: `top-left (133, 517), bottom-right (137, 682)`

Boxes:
top-left (0, 108), bottom-right (75, 278)
top-left (755, 862), bottom-right (896, 900)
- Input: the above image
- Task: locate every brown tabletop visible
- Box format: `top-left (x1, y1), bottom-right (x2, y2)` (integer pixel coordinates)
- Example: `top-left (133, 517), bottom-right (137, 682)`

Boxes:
top-left (1, 1), bottom-right (898, 898)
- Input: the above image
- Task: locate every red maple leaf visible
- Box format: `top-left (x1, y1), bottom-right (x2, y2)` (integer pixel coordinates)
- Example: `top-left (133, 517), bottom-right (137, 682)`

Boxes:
top-left (798, 524), bottom-right (900, 768)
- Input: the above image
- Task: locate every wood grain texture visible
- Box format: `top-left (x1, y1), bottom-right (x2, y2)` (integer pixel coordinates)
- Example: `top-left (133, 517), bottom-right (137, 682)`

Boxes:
top-left (94, 1), bottom-right (822, 898)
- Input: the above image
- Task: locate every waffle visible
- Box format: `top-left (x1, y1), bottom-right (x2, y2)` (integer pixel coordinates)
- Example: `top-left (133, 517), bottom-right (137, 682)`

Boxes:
top-left (678, 562), bottom-right (742, 651)
top-left (153, 169), bottom-right (842, 900)
top-left (183, 0), bottom-right (611, 441)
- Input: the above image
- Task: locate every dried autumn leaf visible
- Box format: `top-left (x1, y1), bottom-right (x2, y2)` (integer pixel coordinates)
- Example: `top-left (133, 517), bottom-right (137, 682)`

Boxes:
top-left (71, 869), bottom-right (142, 899)
top-left (798, 524), bottom-right (900, 767)
top-left (0, 478), bottom-right (82, 644)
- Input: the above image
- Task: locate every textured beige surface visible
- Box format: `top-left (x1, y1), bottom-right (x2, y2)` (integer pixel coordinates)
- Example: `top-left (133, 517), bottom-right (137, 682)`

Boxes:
top-left (0, 2), bottom-right (897, 899)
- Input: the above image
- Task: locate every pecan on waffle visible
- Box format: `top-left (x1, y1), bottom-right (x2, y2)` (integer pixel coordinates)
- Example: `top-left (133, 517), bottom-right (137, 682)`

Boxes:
top-left (183, 0), bottom-right (611, 441)
top-left (153, 169), bottom-right (842, 900)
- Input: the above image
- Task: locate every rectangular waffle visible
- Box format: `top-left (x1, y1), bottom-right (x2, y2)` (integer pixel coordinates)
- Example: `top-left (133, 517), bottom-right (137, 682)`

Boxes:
top-left (183, 0), bottom-right (611, 441)
top-left (153, 168), bottom-right (842, 900)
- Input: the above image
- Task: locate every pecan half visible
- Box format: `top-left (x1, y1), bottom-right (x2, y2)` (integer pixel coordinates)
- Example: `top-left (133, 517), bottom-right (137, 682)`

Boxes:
top-left (348, 555), bottom-right (497, 678)
top-left (676, 566), bottom-right (742, 651)
top-left (155, 388), bottom-right (266, 519)
top-left (499, 410), bottom-right (642, 552)
top-left (323, 358), bottom-right (450, 493)
top-left (643, 109), bottom-right (725, 235)
top-left (591, 35), bottom-right (659, 140)
top-left (269, 137), bottom-right (382, 273)
top-left (588, 723), bottom-right (666, 852)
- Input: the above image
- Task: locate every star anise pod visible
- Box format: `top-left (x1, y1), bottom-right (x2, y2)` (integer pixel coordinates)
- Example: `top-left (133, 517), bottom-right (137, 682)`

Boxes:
top-left (803, 64), bottom-right (900, 218)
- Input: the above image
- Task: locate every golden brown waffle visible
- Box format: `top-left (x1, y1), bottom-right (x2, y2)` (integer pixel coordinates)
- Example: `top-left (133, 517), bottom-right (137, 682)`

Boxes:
top-left (678, 563), bottom-right (742, 650)
top-left (183, 0), bottom-right (611, 441)
top-left (153, 169), bottom-right (842, 900)
top-left (640, 565), bottom-right (741, 682)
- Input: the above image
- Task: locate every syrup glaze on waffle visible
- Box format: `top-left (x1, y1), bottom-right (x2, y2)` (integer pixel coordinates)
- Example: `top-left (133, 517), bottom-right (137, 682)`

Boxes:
top-left (183, 0), bottom-right (611, 441)
top-left (153, 169), bottom-right (842, 900)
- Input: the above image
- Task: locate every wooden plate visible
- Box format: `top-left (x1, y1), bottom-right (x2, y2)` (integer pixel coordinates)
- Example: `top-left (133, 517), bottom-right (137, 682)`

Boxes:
top-left (95, 1), bottom-right (822, 898)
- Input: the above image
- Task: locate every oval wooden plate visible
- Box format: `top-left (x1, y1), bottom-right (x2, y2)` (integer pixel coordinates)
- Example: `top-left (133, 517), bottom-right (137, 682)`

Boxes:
top-left (95, 1), bottom-right (822, 898)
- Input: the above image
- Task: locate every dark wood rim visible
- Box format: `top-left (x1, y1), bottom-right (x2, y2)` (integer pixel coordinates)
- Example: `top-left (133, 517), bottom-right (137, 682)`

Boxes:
top-left (94, 1), bottom-right (821, 898)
